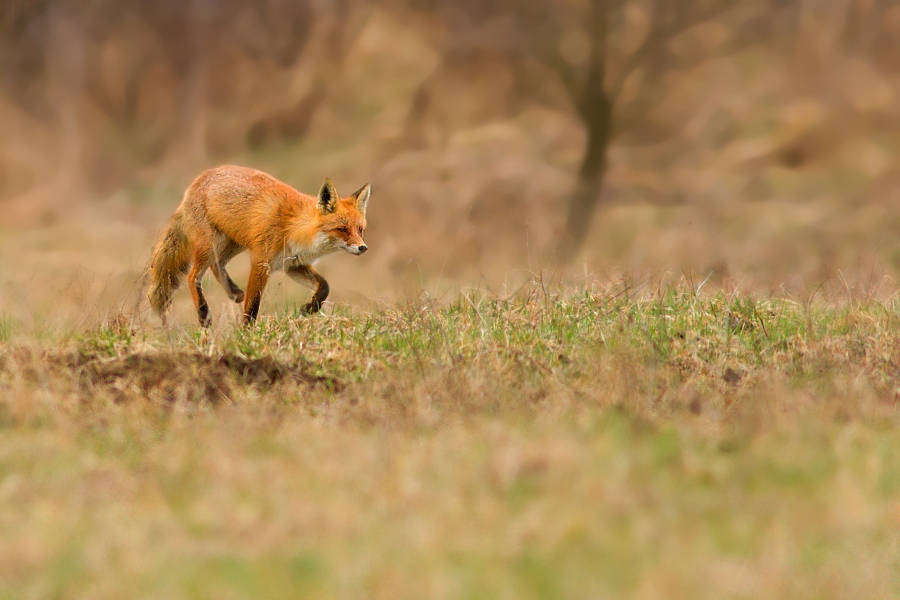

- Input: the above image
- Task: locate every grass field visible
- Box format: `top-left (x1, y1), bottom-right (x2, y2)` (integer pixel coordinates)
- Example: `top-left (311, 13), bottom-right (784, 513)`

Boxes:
top-left (1, 283), bottom-right (899, 599)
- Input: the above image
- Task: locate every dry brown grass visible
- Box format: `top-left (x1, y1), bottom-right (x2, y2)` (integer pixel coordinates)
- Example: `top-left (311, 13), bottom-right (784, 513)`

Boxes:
top-left (0, 287), bottom-right (899, 598)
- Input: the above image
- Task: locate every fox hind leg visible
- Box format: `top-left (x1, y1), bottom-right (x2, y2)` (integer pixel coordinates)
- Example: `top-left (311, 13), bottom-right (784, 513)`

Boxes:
top-left (211, 242), bottom-right (245, 304)
top-left (188, 250), bottom-right (213, 327)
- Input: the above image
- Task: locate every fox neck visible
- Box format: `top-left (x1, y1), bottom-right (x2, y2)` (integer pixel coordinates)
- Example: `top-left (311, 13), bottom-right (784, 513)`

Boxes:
top-left (286, 230), bottom-right (337, 265)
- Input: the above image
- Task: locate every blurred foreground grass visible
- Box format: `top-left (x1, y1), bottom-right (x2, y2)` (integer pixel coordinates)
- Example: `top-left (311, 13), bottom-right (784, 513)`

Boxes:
top-left (1, 285), bottom-right (899, 599)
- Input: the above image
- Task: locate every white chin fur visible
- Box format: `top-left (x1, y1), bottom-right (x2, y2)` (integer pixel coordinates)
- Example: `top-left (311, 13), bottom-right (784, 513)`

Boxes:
top-left (336, 240), bottom-right (366, 255)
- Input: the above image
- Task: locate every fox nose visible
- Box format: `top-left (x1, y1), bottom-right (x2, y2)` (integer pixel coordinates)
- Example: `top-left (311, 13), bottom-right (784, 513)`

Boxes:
top-left (358, 245), bottom-right (368, 254)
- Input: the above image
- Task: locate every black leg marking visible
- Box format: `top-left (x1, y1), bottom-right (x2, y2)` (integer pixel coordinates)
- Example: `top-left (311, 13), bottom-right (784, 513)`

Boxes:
top-left (303, 278), bottom-right (329, 314)
top-left (286, 264), bottom-right (330, 316)
top-left (223, 268), bottom-right (244, 302)
top-left (244, 295), bottom-right (262, 324)
top-left (196, 282), bottom-right (211, 327)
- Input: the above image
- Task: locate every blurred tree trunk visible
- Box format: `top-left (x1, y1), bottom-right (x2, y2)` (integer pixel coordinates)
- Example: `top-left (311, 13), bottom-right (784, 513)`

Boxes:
top-left (389, 0), bottom-right (757, 262)
top-left (560, 0), bottom-right (747, 261)
top-left (560, 0), bottom-right (611, 262)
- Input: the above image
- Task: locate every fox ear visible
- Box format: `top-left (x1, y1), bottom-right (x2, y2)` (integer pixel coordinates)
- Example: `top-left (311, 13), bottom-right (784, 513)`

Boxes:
top-left (353, 183), bottom-right (371, 216)
top-left (318, 178), bottom-right (338, 214)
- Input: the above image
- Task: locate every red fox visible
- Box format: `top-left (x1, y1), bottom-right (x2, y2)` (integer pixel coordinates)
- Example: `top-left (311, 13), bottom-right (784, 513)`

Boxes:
top-left (147, 165), bottom-right (370, 326)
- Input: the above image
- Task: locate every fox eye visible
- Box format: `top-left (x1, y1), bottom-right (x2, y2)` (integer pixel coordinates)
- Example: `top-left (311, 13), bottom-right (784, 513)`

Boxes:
top-left (338, 226), bottom-right (349, 234)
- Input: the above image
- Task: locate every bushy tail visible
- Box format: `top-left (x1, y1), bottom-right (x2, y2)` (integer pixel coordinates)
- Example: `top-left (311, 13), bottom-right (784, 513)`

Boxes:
top-left (147, 209), bottom-right (191, 318)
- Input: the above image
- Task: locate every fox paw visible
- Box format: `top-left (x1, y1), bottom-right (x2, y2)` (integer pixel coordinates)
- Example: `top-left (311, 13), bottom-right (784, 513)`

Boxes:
top-left (302, 301), bottom-right (322, 315)
top-left (233, 291), bottom-right (245, 303)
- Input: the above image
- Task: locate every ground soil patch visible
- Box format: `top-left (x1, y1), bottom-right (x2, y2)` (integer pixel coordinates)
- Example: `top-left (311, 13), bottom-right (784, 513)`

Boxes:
top-left (2, 348), bottom-right (340, 405)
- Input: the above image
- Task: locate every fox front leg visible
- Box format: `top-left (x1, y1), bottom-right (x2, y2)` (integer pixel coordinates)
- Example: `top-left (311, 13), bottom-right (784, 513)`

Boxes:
top-left (286, 264), bottom-right (330, 314)
top-left (243, 257), bottom-right (271, 324)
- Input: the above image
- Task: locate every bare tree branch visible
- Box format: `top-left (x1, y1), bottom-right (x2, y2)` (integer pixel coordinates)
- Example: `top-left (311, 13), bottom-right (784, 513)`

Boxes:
top-left (608, 0), bottom-right (742, 104)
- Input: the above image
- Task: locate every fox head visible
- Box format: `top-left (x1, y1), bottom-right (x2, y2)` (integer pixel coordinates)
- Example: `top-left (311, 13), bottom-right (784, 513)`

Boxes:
top-left (317, 178), bottom-right (370, 256)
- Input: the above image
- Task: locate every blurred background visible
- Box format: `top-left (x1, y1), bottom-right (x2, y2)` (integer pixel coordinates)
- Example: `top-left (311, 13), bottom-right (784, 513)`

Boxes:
top-left (1, 0), bottom-right (899, 327)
